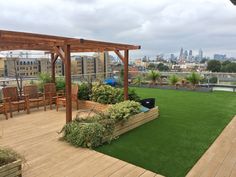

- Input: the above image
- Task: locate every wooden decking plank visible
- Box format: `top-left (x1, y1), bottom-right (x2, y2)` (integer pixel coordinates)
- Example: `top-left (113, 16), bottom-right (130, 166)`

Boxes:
top-left (0, 109), bottom-right (161, 177)
top-left (187, 116), bottom-right (236, 177)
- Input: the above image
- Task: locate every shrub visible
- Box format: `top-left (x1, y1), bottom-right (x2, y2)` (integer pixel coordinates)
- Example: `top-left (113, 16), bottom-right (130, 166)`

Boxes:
top-left (107, 101), bottom-right (141, 123)
top-left (0, 148), bottom-right (22, 166)
top-left (127, 89), bottom-right (141, 102)
top-left (78, 82), bottom-right (92, 100)
top-left (63, 121), bottom-right (105, 148)
top-left (56, 77), bottom-right (66, 91)
top-left (91, 84), bottom-right (123, 104)
top-left (169, 75), bottom-right (179, 87)
top-left (38, 73), bottom-right (52, 91)
top-left (147, 70), bottom-right (161, 85)
top-left (132, 75), bottom-right (143, 87)
top-left (61, 100), bottom-right (141, 148)
top-left (186, 72), bottom-right (202, 88)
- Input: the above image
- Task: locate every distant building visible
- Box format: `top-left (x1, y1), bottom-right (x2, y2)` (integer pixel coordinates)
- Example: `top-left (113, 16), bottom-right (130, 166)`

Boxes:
top-left (179, 47), bottom-right (184, 62)
top-left (214, 54), bottom-right (226, 60)
top-left (198, 49), bottom-right (203, 61)
top-left (71, 51), bottom-right (111, 77)
top-left (170, 54), bottom-right (176, 61)
top-left (4, 58), bottom-right (63, 77)
top-left (188, 50), bottom-right (193, 62)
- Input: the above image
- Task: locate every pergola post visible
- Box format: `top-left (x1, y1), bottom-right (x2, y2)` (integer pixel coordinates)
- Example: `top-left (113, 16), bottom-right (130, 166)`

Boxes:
top-left (64, 45), bottom-right (72, 123)
top-left (124, 50), bottom-right (129, 100)
top-left (51, 53), bottom-right (56, 83)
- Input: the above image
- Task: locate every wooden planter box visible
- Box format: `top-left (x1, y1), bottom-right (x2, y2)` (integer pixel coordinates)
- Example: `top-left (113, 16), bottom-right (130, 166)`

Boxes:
top-left (103, 107), bottom-right (159, 142)
top-left (0, 160), bottom-right (22, 177)
top-left (77, 100), bottom-right (111, 112)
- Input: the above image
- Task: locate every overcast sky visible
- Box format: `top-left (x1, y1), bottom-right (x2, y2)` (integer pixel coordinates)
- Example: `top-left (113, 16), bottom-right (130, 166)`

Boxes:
top-left (1, 0), bottom-right (236, 59)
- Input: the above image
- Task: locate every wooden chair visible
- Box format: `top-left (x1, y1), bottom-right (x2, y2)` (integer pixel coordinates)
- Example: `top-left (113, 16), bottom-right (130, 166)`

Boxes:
top-left (44, 83), bottom-right (58, 110)
top-left (2, 87), bottom-right (29, 118)
top-left (56, 84), bottom-right (79, 111)
top-left (0, 102), bottom-right (8, 120)
top-left (23, 85), bottom-right (46, 111)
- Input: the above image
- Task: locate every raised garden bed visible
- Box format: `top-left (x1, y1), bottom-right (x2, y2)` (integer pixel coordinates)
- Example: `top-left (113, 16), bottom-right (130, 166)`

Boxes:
top-left (103, 107), bottom-right (159, 142)
top-left (113, 107), bottom-right (159, 137)
top-left (77, 100), bottom-right (110, 112)
top-left (0, 160), bottom-right (22, 177)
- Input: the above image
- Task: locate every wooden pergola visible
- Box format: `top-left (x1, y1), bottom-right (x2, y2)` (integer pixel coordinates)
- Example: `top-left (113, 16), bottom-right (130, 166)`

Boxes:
top-left (0, 29), bottom-right (141, 123)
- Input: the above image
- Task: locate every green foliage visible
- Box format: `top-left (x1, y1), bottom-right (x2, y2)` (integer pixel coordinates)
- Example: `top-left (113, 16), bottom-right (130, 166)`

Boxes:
top-left (221, 61), bottom-right (236, 73)
top-left (209, 77), bottom-right (218, 84)
top-left (207, 60), bottom-right (221, 72)
top-left (147, 70), bottom-right (161, 85)
top-left (63, 121), bottom-right (105, 148)
top-left (127, 89), bottom-right (141, 102)
top-left (186, 72), bottom-right (202, 87)
top-left (0, 148), bottom-right (22, 166)
top-left (148, 63), bottom-right (156, 70)
top-left (169, 75), bottom-right (179, 86)
top-left (91, 84), bottom-right (123, 104)
top-left (38, 73), bottom-right (52, 91)
top-left (132, 75), bottom-right (143, 87)
top-left (56, 77), bottom-right (66, 91)
top-left (107, 101), bottom-right (141, 123)
top-left (157, 63), bottom-right (169, 71)
top-left (61, 100), bottom-right (141, 148)
top-left (78, 82), bottom-right (92, 100)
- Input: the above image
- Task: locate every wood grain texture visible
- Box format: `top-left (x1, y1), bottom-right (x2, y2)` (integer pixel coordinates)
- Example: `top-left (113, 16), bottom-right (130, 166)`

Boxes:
top-left (0, 110), bottom-right (163, 177)
top-left (186, 116), bottom-right (236, 177)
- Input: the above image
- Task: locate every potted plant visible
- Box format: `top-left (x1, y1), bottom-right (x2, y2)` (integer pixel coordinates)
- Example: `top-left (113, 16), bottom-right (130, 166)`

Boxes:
top-left (0, 147), bottom-right (23, 177)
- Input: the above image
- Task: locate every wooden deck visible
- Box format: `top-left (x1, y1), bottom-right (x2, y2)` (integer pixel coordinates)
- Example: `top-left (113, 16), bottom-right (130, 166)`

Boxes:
top-left (187, 116), bottom-right (236, 177)
top-left (0, 109), bottom-right (163, 177)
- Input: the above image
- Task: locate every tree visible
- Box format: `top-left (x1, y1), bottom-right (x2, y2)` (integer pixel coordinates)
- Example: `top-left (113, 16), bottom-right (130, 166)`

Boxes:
top-left (157, 63), bottom-right (169, 71)
top-left (147, 70), bottom-right (161, 85)
top-left (207, 60), bottom-right (221, 72)
top-left (186, 72), bottom-right (202, 89)
top-left (132, 75), bottom-right (143, 87)
top-left (147, 63), bottom-right (156, 70)
top-left (169, 75), bottom-right (179, 89)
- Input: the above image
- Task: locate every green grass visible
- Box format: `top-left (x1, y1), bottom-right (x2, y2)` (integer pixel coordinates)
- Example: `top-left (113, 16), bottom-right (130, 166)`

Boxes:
top-left (96, 88), bottom-right (236, 177)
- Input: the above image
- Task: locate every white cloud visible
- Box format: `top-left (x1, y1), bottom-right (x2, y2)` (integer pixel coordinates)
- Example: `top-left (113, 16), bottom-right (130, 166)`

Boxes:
top-left (0, 0), bottom-right (236, 58)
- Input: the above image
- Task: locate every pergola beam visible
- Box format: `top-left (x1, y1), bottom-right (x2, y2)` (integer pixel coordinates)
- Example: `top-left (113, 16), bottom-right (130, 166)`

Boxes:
top-left (124, 50), bottom-right (129, 100)
top-left (114, 50), bottom-right (125, 62)
top-left (0, 29), bottom-right (140, 123)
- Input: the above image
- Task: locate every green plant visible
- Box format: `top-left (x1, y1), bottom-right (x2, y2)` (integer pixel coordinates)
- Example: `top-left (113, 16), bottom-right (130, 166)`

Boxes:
top-left (56, 77), bottom-right (66, 91)
top-left (147, 70), bottom-right (161, 85)
top-left (38, 73), bottom-right (52, 91)
top-left (127, 89), bottom-right (141, 102)
top-left (78, 82), bottom-right (92, 100)
top-left (62, 121), bottom-right (105, 148)
top-left (107, 101), bottom-right (141, 123)
top-left (61, 100), bottom-right (141, 148)
top-left (91, 84), bottom-right (123, 104)
top-left (169, 75), bottom-right (179, 88)
top-left (186, 72), bottom-right (202, 89)
top-left (0, 148), bottom-right (22, 166)
top-left (132, 75), bottom-right (143, 87)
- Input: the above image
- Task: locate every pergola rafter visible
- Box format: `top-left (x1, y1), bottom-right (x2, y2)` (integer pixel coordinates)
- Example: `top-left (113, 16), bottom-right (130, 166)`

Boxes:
top-left (0, 29), bottom-right (141, 123)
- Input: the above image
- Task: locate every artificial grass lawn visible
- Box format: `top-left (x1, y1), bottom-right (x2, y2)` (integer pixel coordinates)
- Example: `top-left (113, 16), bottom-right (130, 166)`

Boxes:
top-left (96, 88), bottom-right (236, 177)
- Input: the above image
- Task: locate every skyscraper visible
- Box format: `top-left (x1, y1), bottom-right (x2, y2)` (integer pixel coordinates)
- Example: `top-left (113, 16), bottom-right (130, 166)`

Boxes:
top-left (184, 50), bottom-right (188, 60)
top-left (179, 47), bottom-right (184, 62)
top-left (199, 49), bottom-right (203, 61)
top-left (188, 50), bottom-right (193, 61)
